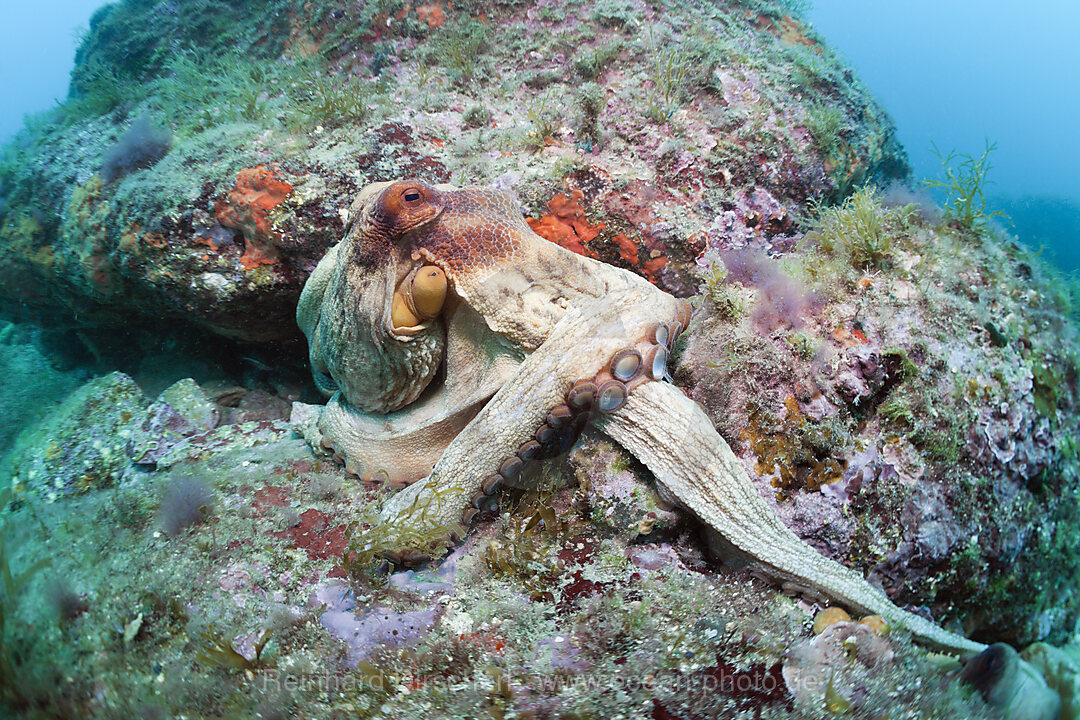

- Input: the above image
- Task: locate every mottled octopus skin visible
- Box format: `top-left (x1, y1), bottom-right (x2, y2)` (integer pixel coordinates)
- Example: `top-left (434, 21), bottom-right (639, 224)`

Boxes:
top-left (297, 180), bottom-right (986, 656)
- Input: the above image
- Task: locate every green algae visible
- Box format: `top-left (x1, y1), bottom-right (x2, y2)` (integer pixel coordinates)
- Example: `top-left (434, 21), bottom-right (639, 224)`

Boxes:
top-left (288, 63), bottom-right (379, 131)
top-left (643, 33), bottom-right (692, 124)
top-left (810, 185), bottom-right (918, 270)
top-left (196, 625), bottom-right (274, 670)
top-left (434, 20), bottom-right (489, 87)
top-left (0, 489), bottom-right (51, 708)
top-left (573, 41), bottom-right (623, 80)
top-left (925, 139), bottom-right (1008, 232)
top-left (805, 102), bottom-right (848, 157)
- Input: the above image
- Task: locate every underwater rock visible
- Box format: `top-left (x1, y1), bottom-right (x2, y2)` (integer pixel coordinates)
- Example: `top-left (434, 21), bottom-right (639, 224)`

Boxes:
top-left (127, 378), bottom-right (221, 466)
top-left (288, 401), bottom-right (326, 452)
top-left (968, 367), bottom-right (1056, 484)
top-left (782, 621), bottom-right (895, 711)
top-left (567, 434), bottom-right (681, 539)
top-left (0, 0), bottom-right (906, 340)
top-left (154, 418), bottom-right (293, 469)
top-left (678, 240), bottom-right (1080, 646)
top-left (2, 371), bottom-right (146, 499)
top-left (835, 344), bottom-right (886, 405)
top-left (221, 389), bottom-right (292, 424)
top-left (158, 378), bottom-right (221, 430)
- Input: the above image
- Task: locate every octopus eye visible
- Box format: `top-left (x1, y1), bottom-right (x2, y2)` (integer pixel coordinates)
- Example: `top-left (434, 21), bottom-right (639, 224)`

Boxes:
top-left (402, 188), bottom-right (424, 205)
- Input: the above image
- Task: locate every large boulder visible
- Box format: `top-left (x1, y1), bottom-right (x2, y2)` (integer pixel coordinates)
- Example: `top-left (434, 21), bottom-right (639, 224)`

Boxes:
top-left (0, 0), bottom-right (1077, 716)
top-left (0, 0), bottom-right (906, 340)
top-left (2, 371), bottom-right (146, 499)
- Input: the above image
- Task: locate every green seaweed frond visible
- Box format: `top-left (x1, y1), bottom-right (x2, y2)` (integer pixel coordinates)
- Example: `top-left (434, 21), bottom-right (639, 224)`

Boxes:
top-left (589, 0), bottom-right (642, 29)
top-left (523, 91), bottom-right (561, 149)
top-left (159, 50), bottom-right (273, 130)
top-left (343, 484), bottom-right (463, 580)
top-left (0, 488), bottom-right (51, 704)
top-left (482, 490), bottom-right (573, 602)
top-left (788, 46), bottom-right (832, 92)
top-left (1068, 271), bottom-right (1080, 326)
top-left (410, 56), bottom-right (439, 88)
top-left (700, 254), bottom-right (746, 321)
top-left (435, 20), bottom-right (488, 86)
top-left (883, 346), bottom-right (919, 380)
top-left (574, 41), bottom-right (622, 80)
top-left (805, 103), bottom-right (848, 156)
top-left (777, 0), bottom-right (814, 18)
top-left (810, 185), bottom-right (914, 270)
top-left (288, 63), bottom-right (373, 129)
top-left (924, 139), bottom-right (1007, 232)
top-left (643, 27), bottom-right (690, 123)
top-left (61, 60), bottom-right (141, 121)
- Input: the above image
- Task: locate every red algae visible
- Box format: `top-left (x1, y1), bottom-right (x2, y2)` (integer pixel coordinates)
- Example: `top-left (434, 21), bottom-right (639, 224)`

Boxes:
top-left (216, 164), bottom-right (293, 270)
top-left (528, 189), bottom-right (603, 259)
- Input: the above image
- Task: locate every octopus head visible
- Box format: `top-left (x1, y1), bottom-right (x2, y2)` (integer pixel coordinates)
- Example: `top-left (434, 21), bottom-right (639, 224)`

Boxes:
top-left (298, 180), bottom-right (528, 416)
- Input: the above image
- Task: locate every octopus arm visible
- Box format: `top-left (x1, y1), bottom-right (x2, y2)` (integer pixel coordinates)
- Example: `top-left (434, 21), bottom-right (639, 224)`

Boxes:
top-left (598, 381), bottom-right (987, 657)
top-left (373, 286), bottom-right (680, 550)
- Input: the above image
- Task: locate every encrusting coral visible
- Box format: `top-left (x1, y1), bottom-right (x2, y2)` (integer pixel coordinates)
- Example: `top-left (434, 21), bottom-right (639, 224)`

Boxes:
top-left (215, 164), bottom-right (295, 269)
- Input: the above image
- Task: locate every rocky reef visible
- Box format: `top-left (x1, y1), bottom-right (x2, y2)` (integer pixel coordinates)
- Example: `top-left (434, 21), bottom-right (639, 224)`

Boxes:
top-left (0, 0), bottom-right (1077, 717)
top-left (0, 0), bottom-right (904, 341)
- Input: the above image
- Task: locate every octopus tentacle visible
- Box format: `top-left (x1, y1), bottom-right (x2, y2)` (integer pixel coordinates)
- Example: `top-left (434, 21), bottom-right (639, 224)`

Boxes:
top-left (368, 287), bottom-right (683, 551)
top-left (316, 391), bottom-right (489, 486)
top-left (596, 381), bottom-right (987, 657)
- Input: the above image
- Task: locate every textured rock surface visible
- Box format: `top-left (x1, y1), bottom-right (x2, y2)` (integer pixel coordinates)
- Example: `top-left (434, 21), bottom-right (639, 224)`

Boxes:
top-left (2, 371), bottom-right (147, 500)
top-left (0, 425), bottom-right (998, 718)
top-left (0, 0), bottom-right (905, 341)
top-left (567, 432), bottom-right (681, 539)
top-left (127, 378), bottom-right (221, 466)
top-left (0, 0), bottom-right (1076, 716)
top-left (2, 371), bottom-right (146, 499)
top-left (676, 207), bottom-right (1080, 645)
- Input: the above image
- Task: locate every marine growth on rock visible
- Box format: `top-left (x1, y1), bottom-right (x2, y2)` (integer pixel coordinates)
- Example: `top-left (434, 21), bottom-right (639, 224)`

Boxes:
top-left (0, 0), bottom-right (1077, 717)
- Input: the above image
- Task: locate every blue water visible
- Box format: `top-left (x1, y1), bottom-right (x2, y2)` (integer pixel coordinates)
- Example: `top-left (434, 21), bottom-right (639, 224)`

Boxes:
top-left (0, 0), bottom-right (103, 141)
top-left (807, 0), bottom-right (1080, 271)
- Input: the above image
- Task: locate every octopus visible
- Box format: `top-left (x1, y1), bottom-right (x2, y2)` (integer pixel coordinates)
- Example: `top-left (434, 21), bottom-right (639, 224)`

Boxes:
top-left (296, 179), bottom-right (986, 657)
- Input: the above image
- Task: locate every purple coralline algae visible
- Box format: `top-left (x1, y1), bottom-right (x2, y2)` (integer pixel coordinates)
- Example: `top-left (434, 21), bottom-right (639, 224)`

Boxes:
top-left (314, 583), bottom-right (440, 666)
